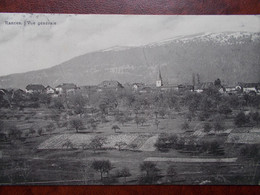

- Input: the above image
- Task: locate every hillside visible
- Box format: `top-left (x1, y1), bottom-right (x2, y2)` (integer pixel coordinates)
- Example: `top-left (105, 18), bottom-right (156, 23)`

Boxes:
top-left (0, 32), bottom-right (259, 89)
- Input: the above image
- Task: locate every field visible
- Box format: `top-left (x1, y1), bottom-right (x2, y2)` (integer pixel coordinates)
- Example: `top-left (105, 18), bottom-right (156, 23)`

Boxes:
top-left (0, 88), bottom-right (260, 185)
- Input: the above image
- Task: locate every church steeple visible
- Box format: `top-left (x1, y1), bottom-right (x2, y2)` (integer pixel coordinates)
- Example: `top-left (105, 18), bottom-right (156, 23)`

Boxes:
top-left (156, 67), bottom-right (163, 87)
top-left (159, 69), bottom-right (162, 81)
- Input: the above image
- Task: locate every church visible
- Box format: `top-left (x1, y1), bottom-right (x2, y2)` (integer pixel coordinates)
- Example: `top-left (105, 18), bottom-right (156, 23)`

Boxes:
top-left (156, 68), bottom-right (163, 87)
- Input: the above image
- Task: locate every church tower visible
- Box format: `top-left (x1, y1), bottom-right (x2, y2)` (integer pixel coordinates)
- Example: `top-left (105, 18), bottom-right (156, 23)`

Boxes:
top-left (156, 68), bottom-right (163, 87)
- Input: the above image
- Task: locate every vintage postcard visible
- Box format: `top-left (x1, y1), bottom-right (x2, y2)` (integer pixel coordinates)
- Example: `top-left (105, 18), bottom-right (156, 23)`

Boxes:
top-left (0, 13), bottom-right (259, 185)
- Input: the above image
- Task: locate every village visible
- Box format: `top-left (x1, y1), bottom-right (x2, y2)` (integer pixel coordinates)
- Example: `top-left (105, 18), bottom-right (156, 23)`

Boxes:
top-left (0, 70), bottom-right (260, 185)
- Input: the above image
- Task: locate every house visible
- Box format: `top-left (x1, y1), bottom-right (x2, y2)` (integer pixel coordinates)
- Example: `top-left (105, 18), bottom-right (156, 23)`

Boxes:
top-left (98, 80), bottom-right (124, 91)
top-left (139, 86), bottom-right (152, 93)
top-left (132, 83), bottom-right (145, 91)
top-left (194, 82), bottom-right (225, 93)
top-left (25, 84), bottom-right (45, 93)
top-left (178, 84), bottom-right (194, 92)
top-left (45, 86), bottom-right (56, 94)
top-left (236, 82), bottom-right (260, 95)
top-left (55, 83), bottom-right (78, 95)
top-left (160, 84), bottom-right (178, 92)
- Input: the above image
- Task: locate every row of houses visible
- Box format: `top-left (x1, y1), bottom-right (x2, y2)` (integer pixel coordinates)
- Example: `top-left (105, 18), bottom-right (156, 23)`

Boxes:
top-left (2, 79), bottom-right (259, 99)
top-left (25, 83), bottom-right (78, 95)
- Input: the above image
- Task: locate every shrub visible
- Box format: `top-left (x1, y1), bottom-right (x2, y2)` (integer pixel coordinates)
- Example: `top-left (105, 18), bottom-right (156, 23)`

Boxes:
top-left (166, 165), bottom-right (177, 183)
top-left (240, 145), bottom-right (259, 160)
top-left (139, 162), bottom-right (160, 184)
top-left (89, 136), bottom-right (107, 153)
top-left (46, 122), bottom-right (55, 134)
top-left (181, 121), bottom-right (190, 130)
top-left (203, 123), bottom-right (212, 133)
top-left (111, 125), bottom-right (120, 133)
top-left (62, 140), bottom-right (74, 149)
top-left (154, 134), bottom-right (170, 152)
top-left (70, 118), bottom-right (84, 133)
top-left (200, 140), bottom-right (224, 155)
top-left (234, 112), bottom-right (249, 127)
top-left (115, 167), bottom-right (131, 183)
top-left (37, 128), bottom-right (43, 136)
top-left (251, 112), bottom-right (260, 126)
top-left (214, 121), bottom-right (224, 131)
top-left (29, 127), bottom-right (36, 136)
top-left (91, 160), bottom-right (113, 181)
top-left (198, 111), bottom-right (210, 121)
top-left (218, 104), bottom-right (232, 116)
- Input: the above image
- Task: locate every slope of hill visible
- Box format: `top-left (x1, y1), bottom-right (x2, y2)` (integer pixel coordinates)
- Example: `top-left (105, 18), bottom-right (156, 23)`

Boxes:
top-left (0, 32), bottom-right (259, 89)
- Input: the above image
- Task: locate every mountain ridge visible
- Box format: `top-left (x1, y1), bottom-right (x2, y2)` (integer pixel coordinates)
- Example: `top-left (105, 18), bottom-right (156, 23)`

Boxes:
top-left (0, 32), bottom-right (259, 89)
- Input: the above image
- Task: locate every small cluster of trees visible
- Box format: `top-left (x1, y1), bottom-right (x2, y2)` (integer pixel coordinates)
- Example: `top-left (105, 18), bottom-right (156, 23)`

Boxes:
top-left (234, 111), bottom-right (260, 127)
top-left (90, 160), bottom-right (162, 184)
top-left (155, 133), bottom-right (224, 155)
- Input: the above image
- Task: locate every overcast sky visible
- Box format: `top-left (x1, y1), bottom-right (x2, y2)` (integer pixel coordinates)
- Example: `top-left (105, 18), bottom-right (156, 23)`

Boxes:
top-left (0, 14), bottom-right (260, 76)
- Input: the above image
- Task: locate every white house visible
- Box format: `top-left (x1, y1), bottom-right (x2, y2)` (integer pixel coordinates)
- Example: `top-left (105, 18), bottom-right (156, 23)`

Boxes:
top-left (45, 86), bottom-right (55, 94)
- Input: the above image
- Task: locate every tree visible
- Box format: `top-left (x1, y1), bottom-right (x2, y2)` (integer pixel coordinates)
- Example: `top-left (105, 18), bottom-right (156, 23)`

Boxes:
top-left (70, 118), bottom-right (84, 133)
top-left (89, 136), bottom-right (107, 153)
top-left (158, 109), bottom-right (167, 119)
top-left (112, 125), bottom-right (120, 133)
top-left (28, 127), bottom-right (36, 136)
top-left (181, 121), bottom-right (190, 130)
top-left (91, 160), bottom-right (113, 181)
top-left (7, 125), bottom-right (22, 140)
top-left (46, 122), bottom-right (55, 135)
top-left (19, 161), bottom-right (32, 183)
top-left (134, 116), bottom-right (141, 128)
top-left (88, 118), bottom-right (97, 132)
top-left (234, 112), bottom-right (249, 127)
top-left (80, 163), bottom-right (94, 184)
top-left (69, 93), bottom-right (86, 108)
top-left (117, 167), bottom-right (131, 183)
top-left (154, 119), bottom-right (160, 130)
top-left (139, 117), bottom-right (147, 126)
top-left (251, 112), bottom-right (260, 126)
top-left (37, 128), bottom-right (43, 136)
top-left (167, 165), bottom-right (177, 183)
top-left (203, 123), bottom-right (212, 133)
top-left (214, 121), bottom-right (224, 131)
top-left (62, 140), bottom-right (74, 149)
top-left (115, 141), bottom-right (127, 151)
top-left (239, 144), bottom-right (260, 184)
top-left (128, 143), bottom-right (138, 150)
top-left (154, 111), bottom-right (159, 119)
top-left (214, 115), bottom-right (225, 131)
top-left (80, 142), bottom-right (88, 150)
top-left (0, 120), bottom-right (5, 132)
top-left (218, 104), bottom-right (232, 116)
top-left (139, 161), bottom-right (160, 184)
top-left (52, 97), bottom-right (64, 110)
top-left (214, 78), bottom-right (221, 86)
top-left (201, 140), bottom-right (223, 155)
top-left (240, 145), bottom-right (259, 161)
top-left (39, 93), bottom-right (51, 106)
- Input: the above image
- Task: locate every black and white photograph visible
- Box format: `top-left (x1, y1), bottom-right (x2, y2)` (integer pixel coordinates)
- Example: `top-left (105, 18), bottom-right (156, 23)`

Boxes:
top-left (0, 13), bottom-right (259, 185)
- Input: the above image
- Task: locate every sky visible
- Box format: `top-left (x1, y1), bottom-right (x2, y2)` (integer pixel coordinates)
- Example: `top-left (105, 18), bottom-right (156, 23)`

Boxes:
top-left (0, 14), bottom-right (260, 76)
